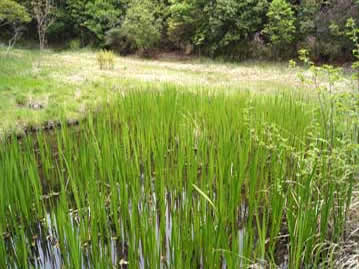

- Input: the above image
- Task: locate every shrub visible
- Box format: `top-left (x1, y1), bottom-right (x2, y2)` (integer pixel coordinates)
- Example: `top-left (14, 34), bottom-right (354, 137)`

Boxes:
top-left (68, 39), bottom-right (81, 50)
top-left (96, 50), bottom-right (115, 70)
top-left (15, 94), bottom-right (27, 106)
top-left (104, 28), bottom-right (136, 55)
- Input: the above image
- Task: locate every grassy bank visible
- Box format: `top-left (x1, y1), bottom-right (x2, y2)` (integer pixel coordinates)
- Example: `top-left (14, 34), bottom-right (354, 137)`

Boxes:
top-left (0, 48), bottom-right (303, 138)
top-left (0, 86), bottom-right (357, 268)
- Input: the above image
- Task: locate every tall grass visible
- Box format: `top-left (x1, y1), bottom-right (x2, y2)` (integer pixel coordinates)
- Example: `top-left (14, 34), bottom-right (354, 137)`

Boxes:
top-left (0, 85), bottom-right (357, 268)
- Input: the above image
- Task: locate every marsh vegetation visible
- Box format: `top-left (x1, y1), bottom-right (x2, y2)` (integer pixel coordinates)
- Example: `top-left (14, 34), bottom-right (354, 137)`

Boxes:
top-left (2, 0), bottom-right (359, 267)
top-left (1, 75), bottom-right (358, 267)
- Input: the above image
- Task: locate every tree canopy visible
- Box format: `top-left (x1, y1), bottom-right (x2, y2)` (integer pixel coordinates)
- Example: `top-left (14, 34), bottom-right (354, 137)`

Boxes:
top-left (0, 0), bottom-right (31, 26)
top-left (1, 0), bottom-right (359, 61)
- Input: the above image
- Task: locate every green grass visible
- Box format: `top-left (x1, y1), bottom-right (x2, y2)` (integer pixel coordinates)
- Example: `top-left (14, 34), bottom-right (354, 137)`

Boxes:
top-left (0, 48), bottom-right (307, 138)
top-left (0, 50), bottom-right (116, 137)
top-left (0, 85), bottom-right (357, 268)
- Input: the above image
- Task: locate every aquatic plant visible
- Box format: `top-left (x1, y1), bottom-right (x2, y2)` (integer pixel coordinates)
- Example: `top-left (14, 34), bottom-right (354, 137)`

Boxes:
top-left (0, 85), bottom-right (357, 268)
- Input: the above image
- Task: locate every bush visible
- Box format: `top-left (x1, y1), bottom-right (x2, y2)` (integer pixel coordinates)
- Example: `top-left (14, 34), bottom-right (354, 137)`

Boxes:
top-left (249, 33), bottom-right (272, 60)
top-left (15, 94), bottom-right (27, 106)
top-left (96, 50), bottom-right (115, 70)
top-left (68, 39), bottom-right (81, 50)
top-left (104, 28), bottom-right (136, 55)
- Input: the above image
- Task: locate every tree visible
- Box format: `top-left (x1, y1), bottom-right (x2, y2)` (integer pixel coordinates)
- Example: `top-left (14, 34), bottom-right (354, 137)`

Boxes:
top-left (66, 0), bottom-right (127, 45)
top-left (207, 0), bottom-right (268, 56)
top-left (167, 0), bottom-right (203, 49)
top-left (314, 0), bottom-right (358, 61)
top-left (0, 0), bottom-right (30, 26)
top-left (31, 0), bottom-right (55, 50)
top-left (120, 0), bottom-right (162, 54)
top-left (84, 1), bottom-right (123, 42)
top-left (0, 0), bottom-right (30, 54)
top-left (296, 0), bottom-right (322, 38)
top-left (168, 0), bottom-right (268, 58)
top-left (263, 0), bottom-right (296, 57)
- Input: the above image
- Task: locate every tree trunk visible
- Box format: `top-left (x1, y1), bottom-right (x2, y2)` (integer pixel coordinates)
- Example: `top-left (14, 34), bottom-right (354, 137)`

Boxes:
top-left (38, 26), bottom-right (47, 50)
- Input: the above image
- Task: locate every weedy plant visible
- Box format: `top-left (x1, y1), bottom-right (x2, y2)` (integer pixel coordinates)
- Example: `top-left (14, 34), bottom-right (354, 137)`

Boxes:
top-left (346, 18), bottom-right (359, 93)
top-left (290, 48), bottom-right (359, 146)
top-left (96, 50), bottom-right (115, 70)
top-left (288, 44), bottom-right (359, 267)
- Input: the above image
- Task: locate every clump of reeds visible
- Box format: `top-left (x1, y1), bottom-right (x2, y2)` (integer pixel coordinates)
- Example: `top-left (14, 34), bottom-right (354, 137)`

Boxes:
top-left (96, 50), bottom-right (115, 70)
top-left (0, 85), bottom-right (357, 268)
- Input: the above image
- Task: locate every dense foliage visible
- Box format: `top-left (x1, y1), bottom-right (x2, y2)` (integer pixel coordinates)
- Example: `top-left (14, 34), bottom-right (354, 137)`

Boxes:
top-left (263, 0), bottom-right (295, 58)
top-left (1, 0), bottom-right (359, 60)
top-left (0, 0), bottom-right (30, 26)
